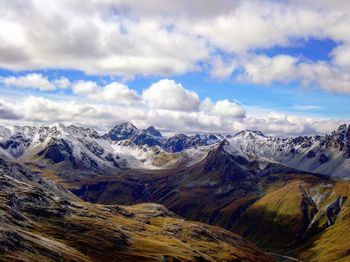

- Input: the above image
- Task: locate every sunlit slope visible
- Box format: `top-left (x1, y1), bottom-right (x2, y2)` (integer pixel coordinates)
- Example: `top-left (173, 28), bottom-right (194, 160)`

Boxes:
top-left (296, 181), bottom-right (350, 262)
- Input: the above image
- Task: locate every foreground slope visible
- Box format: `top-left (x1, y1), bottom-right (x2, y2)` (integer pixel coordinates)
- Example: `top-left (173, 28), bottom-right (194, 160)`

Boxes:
top-left (0, 157), bottom-right (273, 262)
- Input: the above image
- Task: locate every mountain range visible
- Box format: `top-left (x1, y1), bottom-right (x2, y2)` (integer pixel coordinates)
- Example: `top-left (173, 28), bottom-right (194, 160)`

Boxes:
top-left (1, 122), bottom-right (350, 261)
top-left (1, 122), bottom-right (349, 178)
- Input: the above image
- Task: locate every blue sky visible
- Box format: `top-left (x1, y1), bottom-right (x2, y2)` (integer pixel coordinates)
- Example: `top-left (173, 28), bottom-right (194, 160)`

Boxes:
top-left (0, 0), bottom-right (349, 136)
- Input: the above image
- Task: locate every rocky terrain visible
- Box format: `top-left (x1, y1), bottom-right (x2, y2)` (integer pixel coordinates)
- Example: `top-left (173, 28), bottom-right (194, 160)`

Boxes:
top-left (0, 157), bottom-right (273, 261)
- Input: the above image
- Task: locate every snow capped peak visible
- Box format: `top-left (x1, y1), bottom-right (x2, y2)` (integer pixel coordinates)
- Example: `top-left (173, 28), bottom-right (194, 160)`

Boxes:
top-left (118, 122), bottom-right (138, 131)
top-left (66, 125), bottom-right (100, 139)
top-left (107, 122), bottom-right (139, 141)
top-left (144, 126), bottom-right (162, 137)
top-left (49, 122), bottom-right (66, 129)
top-left (336, 124), bottom-right (349, 133)
top-left (234, 129), bottom-right (266, 138)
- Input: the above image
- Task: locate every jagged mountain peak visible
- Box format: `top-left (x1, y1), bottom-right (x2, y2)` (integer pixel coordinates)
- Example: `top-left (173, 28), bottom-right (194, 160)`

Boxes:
top-left (117, 121), bottom-right (138, 129)
top-left (107, 122), bottom-right (139, 141)
top-left (217, 138), bottom-right (230, 151)
top-left (234, 129), bottom-right (266, 138)
top-left (336, 123), bottom-right (349, 132)
top-left (144, 126), bottom-right (162, 137)
top-left (48, 122), bottom-right (66, 129)
top-left (333, 124), bottom-right (350, 140)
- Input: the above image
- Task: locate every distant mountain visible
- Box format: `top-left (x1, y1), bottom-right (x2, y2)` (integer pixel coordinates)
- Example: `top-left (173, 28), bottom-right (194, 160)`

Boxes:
top-left (162, 133), bottom-right (223, 152)
top-left (104, 122), bottom-right (138, 141)
top-left (227, 125), bottom-right (350, 178)
top-left (1, 122), bottom-right (349, 178)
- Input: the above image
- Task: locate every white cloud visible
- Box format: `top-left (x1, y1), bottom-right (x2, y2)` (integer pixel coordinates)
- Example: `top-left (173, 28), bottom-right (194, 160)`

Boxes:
top-left (209, 56), bottom-right (236, 79)
top-left (212, 100), bottom-right (246, 118)
top-left (93, 82), bottom-right (141, 105)
top-left (200, 98), bottom-right (245, 119)
top-left (22, 96), bottom-right (90, 122)
top-left (53, 77), bottom-right (70, 89)
top-left (0, 0), bottom-right (350, 83)
top-left (0, 1), bottom-right (209, 76)
top-left (234, 54), bottom-right (350, 93)
top-left (239, 55), bottom-right (298, 84)
top-left (0, 73), bottom-right (71, 91)
top-left (0, 101), bottom-right (21, 120)
top-left (70, 80), bottom-right (141, 105)
top-left (1, 94), bottom-right (339, 137)
top-left (298, 62), bottom-right (350, 93)
top-left (71, 81), bottom-right (99, 95)
top-left (142, 79), bottom-right (200, 111)
top-left (0, 73), bottom-right (58, 91)
top-left (241, 112), bottom-right (343, 137)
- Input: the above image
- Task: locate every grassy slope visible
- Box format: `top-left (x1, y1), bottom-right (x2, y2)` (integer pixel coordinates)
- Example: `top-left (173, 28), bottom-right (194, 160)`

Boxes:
top-left (0, 164), bottom-right (274, 262)
top-left (297, 181), bottom-right (350, 262)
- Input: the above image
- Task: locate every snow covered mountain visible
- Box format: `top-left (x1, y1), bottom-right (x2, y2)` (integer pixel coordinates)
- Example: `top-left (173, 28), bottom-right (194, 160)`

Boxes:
top-left (0, 122), bottom-right (349, 178)
top-left (226, 125), bottom-right (350, 179)
top-left (0, 123), bottom-right (211, 173)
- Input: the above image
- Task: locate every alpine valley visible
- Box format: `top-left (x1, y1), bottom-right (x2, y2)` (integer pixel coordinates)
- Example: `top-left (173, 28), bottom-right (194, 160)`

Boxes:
top-left (1, 122), bottom-right (350, 261)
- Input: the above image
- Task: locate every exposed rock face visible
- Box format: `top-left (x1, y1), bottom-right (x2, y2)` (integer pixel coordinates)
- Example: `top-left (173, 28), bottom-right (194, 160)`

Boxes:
top-left (105, 122), bottom-right (139, 141)
top-left (307, 150), bottom-right (316, 158)
top-left (131, 128), bottom-right (163, 147)
top-left (319, 154), bottom-right (329, 164)
top-left (162, 133), bottom-right (222, 152)
top-left (161, 134), bottom-right (189, 152)
top-left (326, 196), bottom-right (345, 226)
top-left (145, 126), bottom-right (162, 137)
top-left (38, 138), bottom-right (75, 164)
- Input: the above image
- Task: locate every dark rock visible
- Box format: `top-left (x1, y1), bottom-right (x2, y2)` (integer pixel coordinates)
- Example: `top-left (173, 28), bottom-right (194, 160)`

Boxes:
top-left (319, 154), bottom-right (329, 164)
top-left (105, 122), bottom-right (138, 141)
top-left (307, 150), bottom-right (316, 158)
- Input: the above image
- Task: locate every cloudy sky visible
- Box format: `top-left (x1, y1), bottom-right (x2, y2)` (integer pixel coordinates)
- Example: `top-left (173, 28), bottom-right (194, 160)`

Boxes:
top-left (0, 0), bottom-right (350, 136)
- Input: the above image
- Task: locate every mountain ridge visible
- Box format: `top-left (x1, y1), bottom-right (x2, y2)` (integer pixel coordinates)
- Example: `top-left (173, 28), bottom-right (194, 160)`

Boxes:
top-left (1, 122), bottom-right (349, 178)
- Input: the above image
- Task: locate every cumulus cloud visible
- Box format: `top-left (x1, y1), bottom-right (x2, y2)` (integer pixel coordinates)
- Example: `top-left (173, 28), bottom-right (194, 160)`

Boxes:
top-left (200, 98), bottom-right (246, 118)
top-left (241, 112), bottom-right (342, 137)
top-left (92, 82), bottom-right (141, 105)
top-left (236, 54), bottom-right (350, 93)
top-left (71, 81), bottom-right (99, 95)
top-left (0, 73), bottom-right (69, 91)
top-left (0, 102), bottom-right (21, 120)
top-left (71, 80), bottom-right (141, 105)
top-left (2, 94), bottom-right (340, 136)
top-left (239, 55), bottom-right (298, 84)
top-left (0, 0), bottom-right (209, 76)
top-left (53, 77), bottom-right (71, 89)
top-left (209, 56), bottom-right (237, 79)
top-left (142, 79), bottom-right (200, 111)
top-left (22, 96), bottom-right (92, 122)
top-left (0, 0), bottom-right (350, 85)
